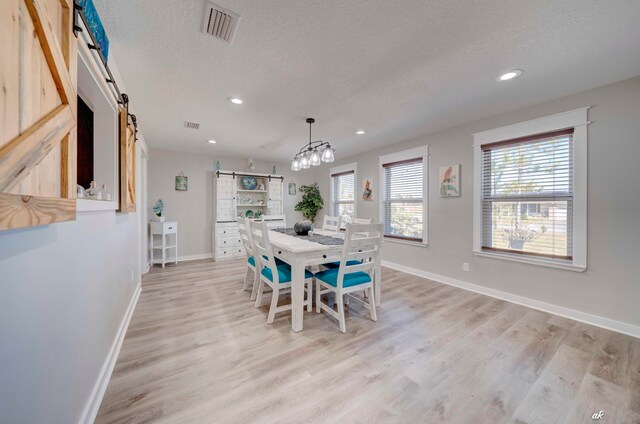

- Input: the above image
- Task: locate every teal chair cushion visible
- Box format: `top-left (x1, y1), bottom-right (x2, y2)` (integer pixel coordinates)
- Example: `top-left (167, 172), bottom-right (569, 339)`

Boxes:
top-left (315, 268), bottom-right (372, 288)
top-left (321, 260), bottom-right (362, 269)
top-left (248, 255), bottom-right (286, 267)
top-left (261, 263), bottom-right (313, 284)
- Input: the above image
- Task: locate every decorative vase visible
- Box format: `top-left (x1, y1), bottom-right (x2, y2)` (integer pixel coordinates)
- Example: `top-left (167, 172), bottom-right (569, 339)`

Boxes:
top-left (215, 160), bottom-right (221, 171)
top-left (294, 220), bottom-right (313, 236)
top-left (272, 165), bottom-right (277, 174)
top-left (153, 215), bottom-right (165, 222)
top-left (85, 180), bottom-right (102, 200)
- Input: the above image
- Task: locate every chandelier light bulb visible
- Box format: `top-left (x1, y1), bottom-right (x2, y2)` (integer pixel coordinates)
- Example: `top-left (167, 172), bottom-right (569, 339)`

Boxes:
top-left (291, 157), bottom-right (301, 171)
top-left (310, 149), bottom-right (321, 166)
top-left (300, 152), bottom-right (311, 169)
top-left (321, 145), bottom-right (335, 163)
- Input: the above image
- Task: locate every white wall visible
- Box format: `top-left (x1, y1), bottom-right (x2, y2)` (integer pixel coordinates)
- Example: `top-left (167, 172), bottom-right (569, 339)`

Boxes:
top-left (147, 149), bottom-right (319, 259)
top-left (0, 56), bottom-right (145, 423)
top-left (315, 76), bottom-right (640, 332)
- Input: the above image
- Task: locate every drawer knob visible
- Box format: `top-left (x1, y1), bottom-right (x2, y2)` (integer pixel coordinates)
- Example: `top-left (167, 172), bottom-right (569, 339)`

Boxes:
top-left (168, 227), bottom-right (173, 230)
top-left (278, 250), bottom-right (282, 254)
top-left (323, 254), bottom-right (327, 258)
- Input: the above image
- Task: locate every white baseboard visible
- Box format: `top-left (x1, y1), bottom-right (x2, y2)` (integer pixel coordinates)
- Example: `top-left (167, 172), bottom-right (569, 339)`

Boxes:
top-left (178, 253), bottom-right (213, 262)
top-left (79, 283), bottom-right (142, 424)
top-left (381, 260), bottom-right (640, 339)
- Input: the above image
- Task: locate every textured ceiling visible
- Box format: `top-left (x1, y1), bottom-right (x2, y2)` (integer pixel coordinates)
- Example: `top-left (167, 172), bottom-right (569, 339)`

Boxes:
top-left (94, 0), bottom-right (640, 163)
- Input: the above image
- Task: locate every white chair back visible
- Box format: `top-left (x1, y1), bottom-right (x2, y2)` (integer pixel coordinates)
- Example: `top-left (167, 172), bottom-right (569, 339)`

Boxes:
top-left (237, 217), bottom-right (254, 261)
top-left (322, 215), bottom-right (341, 232)
top-left (335, 223), bottom-right (382, 289)
top-left (262, 214), bottom-right (286, 229)
top-left (352, 218), bottom-right (373, 236)
top-left (248, 219), bottom-right (282, 284)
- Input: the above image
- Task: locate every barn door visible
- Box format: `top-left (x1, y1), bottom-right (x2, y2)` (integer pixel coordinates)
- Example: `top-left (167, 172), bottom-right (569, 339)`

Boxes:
top-left (0, 0), bottom-right (77, 230)
top-left (119, 107), bottom-right (136, 212)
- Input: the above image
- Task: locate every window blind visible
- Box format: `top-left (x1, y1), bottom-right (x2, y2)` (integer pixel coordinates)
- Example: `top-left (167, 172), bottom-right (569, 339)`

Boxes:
top-left (481, 129), bottom-right (574, 260)
top-left (331, 170), bottom-right (355, 228)
top-left (382, 158), bottom-right (423, 241)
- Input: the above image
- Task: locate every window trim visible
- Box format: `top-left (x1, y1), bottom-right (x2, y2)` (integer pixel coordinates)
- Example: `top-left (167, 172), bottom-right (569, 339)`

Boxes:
top-left (472, 108), bottom-right (589, 272)
top-left (378, 146), bottom-right (429, 246)
top-left (329, 162), bottom-right (357, 229)
top-left (76, 37), bottom-right (119, 213)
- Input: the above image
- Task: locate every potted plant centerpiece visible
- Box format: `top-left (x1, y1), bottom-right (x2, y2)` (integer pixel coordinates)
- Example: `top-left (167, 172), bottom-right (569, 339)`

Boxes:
top-left (294, 183), bottom-right (323, 234)
top-left (152, 199), bottom-right (165, 222)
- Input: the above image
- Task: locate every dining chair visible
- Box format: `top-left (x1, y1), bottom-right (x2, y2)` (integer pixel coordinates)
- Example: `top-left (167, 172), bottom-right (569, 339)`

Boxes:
top-left (322, 215), bottom-right (341, 232)
top-left (321, 218), bottom-right (373, 270)
top-left (314, 223), bottom-right (382, 333)
top-left (237, 217), bottom-right (257, 293)
top-left (249, 220), bottom-right (313, 324)
top-left (262, 214), bottom-right (287, 229)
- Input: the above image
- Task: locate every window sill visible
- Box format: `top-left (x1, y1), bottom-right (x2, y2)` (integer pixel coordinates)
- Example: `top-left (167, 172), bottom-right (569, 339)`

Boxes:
top-left (77, 198), bottom-right (118, 213)
top-left (473, 250), bottom-right (586, 272)
top-left (383, 238), bottom-right (428, 248)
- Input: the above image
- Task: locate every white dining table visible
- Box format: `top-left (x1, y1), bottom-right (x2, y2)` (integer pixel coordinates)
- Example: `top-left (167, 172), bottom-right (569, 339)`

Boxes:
top-left (268, 229), bottom-right (382, 332)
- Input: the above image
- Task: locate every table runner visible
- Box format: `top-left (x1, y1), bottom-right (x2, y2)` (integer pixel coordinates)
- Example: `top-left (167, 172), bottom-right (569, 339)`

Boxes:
top-left (271, 228), bottom-right (344, 246)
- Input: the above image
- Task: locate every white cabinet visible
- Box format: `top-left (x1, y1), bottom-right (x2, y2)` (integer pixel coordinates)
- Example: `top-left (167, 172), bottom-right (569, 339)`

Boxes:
top-left (213, 171), bottom-right (284, 261)
top-left (150, 221), bottom-right (178, 267)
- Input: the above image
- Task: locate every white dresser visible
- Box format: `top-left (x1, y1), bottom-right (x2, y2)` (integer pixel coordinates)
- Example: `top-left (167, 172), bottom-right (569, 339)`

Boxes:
top-left (213, 170), bottom-right (284, 261)
top-left (150, 221), bottom-right (178, 267)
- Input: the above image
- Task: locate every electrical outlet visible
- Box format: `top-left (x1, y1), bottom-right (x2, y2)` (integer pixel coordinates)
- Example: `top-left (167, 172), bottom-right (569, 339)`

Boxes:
top-left (463, 262), bottom-right (470, 272)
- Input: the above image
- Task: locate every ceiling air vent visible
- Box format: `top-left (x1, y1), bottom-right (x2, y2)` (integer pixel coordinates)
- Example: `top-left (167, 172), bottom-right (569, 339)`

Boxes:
top-left (184, 121), bottom-right (200, 130)
top-left (202, 2), bottom-right (240, 44)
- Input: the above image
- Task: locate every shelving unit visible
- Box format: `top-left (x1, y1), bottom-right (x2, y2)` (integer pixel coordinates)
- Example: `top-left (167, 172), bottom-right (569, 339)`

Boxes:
top-left (212, 170), bottom-right (284, 261)
top-left (150, 221), bottom-right (178, 267)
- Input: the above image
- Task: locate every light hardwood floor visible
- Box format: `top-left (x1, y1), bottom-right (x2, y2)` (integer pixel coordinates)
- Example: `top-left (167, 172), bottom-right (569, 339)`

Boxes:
top-left (95, 259), bottom-right (640, 424)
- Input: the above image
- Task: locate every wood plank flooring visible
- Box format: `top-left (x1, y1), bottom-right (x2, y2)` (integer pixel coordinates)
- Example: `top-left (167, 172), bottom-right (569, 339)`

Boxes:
top-left (95, 259), bottom-right (640, 424)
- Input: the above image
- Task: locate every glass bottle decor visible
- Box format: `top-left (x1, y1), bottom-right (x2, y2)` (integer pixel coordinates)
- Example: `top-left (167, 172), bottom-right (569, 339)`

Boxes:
top-left (85, 181), bottom-right (102, 200)
top-left (215, 160), bottom-right (221, 171)
top-left (100, 184), bottom-right (112, 201)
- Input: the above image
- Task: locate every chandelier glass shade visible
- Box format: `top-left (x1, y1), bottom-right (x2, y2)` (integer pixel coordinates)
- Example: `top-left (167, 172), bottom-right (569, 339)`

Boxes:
top-left (291, 118), bottom-right (335, 171)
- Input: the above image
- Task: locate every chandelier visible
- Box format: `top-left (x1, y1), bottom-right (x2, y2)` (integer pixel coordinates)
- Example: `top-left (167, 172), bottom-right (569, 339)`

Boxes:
top-left (291, 118), bottom-right (335, 171)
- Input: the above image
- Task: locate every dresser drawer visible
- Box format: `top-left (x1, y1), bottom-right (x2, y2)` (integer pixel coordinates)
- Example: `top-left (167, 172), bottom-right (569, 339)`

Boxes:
top-left (217, 236), bottom-right (243, 248)
top-left (216, 246), bottom-right (244, 259)
top-left (216, 225), bottom-right (239, 238)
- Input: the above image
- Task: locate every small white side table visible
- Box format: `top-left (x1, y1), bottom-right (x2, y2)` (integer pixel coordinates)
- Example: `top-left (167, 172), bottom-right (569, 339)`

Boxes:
top-left (150, 221), bottom-right (178, 267)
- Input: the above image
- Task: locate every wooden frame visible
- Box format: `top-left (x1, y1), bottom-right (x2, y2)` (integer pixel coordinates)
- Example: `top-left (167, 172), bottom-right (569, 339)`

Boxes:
top-left (118, 107), bottom-right (136, 212)
top-left (0, 0), bottom-right (78, 230)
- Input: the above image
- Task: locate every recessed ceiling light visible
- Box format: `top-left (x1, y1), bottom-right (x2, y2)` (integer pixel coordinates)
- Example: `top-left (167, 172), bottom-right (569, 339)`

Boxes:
top-left (497, 70), bottom-right (522, 81)
top-left (208, 139), bottom-right (217, 144)
top-left (356, 130), bottom-right (366, 135)
top-left (228, 97), bottom-right (243, 104)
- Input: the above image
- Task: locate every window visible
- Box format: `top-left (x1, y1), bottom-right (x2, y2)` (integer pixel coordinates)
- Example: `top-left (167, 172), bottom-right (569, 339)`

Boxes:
top-left (473, 108), bottom-right (588, 271)
top-left (481, 129), bottom-right (573, 260)
top-left (379, 146), bottom-right (428, 243)
top-left (331, 169), bottom-right (355, 229)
